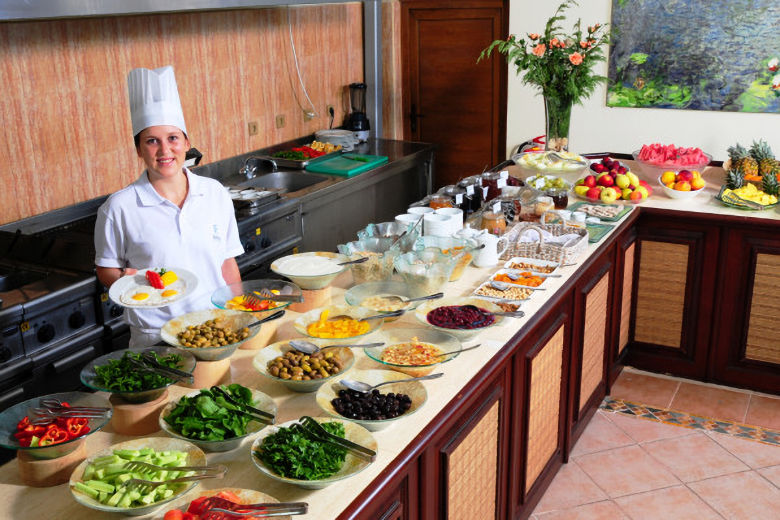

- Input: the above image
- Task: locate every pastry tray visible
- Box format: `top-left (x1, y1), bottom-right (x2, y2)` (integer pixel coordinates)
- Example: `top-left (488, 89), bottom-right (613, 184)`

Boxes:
top-left (567, 201), bottom-right (632, 221)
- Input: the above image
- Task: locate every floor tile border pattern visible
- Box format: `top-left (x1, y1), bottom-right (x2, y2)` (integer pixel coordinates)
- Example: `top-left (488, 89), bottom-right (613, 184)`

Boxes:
top-left (600, 397), bottom-right (780, 447)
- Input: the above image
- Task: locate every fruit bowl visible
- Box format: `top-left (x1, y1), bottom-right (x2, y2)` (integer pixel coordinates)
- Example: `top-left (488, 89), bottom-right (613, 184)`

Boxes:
top-left (632, 149), bottom-right (711, 179)
top-left (657, 174), bottom-right (706, 200)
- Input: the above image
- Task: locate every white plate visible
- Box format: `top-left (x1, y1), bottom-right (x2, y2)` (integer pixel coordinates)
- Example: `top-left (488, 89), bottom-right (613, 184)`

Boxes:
top-left (108, 267), bottom-right (198, 309)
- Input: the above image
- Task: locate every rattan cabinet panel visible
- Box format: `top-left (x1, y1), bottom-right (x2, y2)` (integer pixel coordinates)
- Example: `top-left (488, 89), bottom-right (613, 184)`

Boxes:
top-left (745, 253), bottom-right (780, 365)
top-left (579, 273), bottom-right (610, 414)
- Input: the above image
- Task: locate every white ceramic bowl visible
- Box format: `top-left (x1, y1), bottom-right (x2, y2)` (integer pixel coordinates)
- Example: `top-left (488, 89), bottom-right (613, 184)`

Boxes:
top-left (253, 339), bottom-right (355, 393)
top-left (414, 296), bottom-right (505, 341)
top-left (250, 417), bottom-right (376, 489)
top-left (270, 252), bottom-right (348, 290)
top-left (316, 369), bottom-right (428, 431)
top-left (159, 386), bottom-right (276, 452)
top-left (69, 437), bottom-right (206, 516)
top-left (657, 174), bottom-right (706, 200)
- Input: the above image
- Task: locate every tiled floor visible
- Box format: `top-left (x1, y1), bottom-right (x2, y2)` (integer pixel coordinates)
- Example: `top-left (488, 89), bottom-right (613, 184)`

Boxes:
top-left (530, 369), bottom-right (780, 519)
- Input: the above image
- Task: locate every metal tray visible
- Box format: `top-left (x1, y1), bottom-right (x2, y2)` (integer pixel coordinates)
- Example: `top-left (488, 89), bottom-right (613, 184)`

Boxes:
top-left (267, 147), bottom-right (343, 169)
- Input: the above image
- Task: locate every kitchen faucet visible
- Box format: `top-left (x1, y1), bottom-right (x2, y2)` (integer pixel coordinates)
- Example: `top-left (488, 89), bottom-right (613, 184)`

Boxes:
top-left (240, 156), bottom-right (277, 179)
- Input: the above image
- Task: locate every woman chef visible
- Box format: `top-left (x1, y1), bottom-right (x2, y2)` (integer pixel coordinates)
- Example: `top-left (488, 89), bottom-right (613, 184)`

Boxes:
top-left (94, 66), bottom-right (243, 348)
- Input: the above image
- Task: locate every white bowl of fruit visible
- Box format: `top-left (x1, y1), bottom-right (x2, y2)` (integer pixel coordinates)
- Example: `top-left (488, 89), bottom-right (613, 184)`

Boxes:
top-left (657, 170), bottom-right (706, 199)
top-left (573, 157), bottom-right (652, 204)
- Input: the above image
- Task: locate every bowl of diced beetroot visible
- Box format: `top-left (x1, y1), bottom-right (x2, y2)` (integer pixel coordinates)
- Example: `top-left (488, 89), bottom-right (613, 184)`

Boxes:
top-left (414, 296), bottom-right (505, 341)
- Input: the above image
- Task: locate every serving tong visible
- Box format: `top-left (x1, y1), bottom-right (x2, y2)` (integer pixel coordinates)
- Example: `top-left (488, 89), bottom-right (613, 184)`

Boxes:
top-left (196, 496), bottom-right (308, 519)
top-left (30, 401), bottom-right (110, 426)
top-left (290, 416), bottom-right (376, 462)
top-left (126, 353), bottom-right (194, 384)
top-left (288, 339), bottom-right (384, 355)
top-left (462, 304), bottom-right (525, 320)
top-left (210, 385), bottom-right (275, 425)
top-left (120, 461), bottom-right (227, 491)
top-left (489, 280), bottom-right (546, 292)
top-left (253, 288), bottom-right (304, 303)
top-left (504, 268), bottom-right (562, 278)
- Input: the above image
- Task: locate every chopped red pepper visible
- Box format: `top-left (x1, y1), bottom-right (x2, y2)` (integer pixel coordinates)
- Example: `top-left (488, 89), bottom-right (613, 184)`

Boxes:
top-left (146, 270), bottom-right (165, 289)
top-left (16, 416), bottom-right (30, 430)
top-left (65, 417), bottom-right (89, 437)
top-left (40, 426), bottom-right (69, 445)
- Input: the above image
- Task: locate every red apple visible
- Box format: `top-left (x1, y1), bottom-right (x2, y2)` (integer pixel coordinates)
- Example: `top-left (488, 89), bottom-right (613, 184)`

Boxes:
top-left (676, 170), bottom-right (694, 182)
top-left (586, 187), bottom-right (602, 201)
top-left (584, 175), bottom-right (598, 188)
top-left (598, 174), bottom-right (615, 187)
top-left (591, 163), bottom-right (606, 173)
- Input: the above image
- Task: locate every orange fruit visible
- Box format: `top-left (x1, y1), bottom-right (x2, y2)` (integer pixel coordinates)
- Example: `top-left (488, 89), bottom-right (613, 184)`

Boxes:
top-left (661, 171), bottom-right (677, 185)
top-left (691, 170), bottom-right (701, 180)
top-left (691, 177), bottom-right (705, 190)
top-left (665, 182), bottom-right (675, 189)
top-left (674, 180), bottom-right (692, 191)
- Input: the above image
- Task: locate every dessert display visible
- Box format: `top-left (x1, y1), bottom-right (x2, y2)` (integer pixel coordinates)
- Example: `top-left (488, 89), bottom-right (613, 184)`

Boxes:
top-left (574, 157), bottom-right (651, 203)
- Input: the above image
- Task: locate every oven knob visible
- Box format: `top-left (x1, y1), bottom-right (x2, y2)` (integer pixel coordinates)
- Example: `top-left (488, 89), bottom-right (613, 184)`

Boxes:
top-left (260, 237), bottom-right (272, 248)
top-left (0, 347), bottom-right (11, 363)
top-left (69, 311), bottom-right (86, 329)
top-left (37, 324), bottom-right (56, 344)
top-left (110, 305), bottom-right (123, 318)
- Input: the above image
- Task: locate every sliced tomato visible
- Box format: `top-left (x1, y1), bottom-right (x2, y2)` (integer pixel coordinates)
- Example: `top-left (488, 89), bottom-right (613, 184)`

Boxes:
top-left (187, 496), bottom-right (208, 514)
top-left (163, 510), bottom-right (185, 520)
top-left (215, 490), bottom-right (241, 503)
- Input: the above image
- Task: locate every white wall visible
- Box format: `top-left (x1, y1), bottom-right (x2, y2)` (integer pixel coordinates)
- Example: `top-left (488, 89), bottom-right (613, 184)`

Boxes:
top-left (506, 0), bottom-right (780, 161)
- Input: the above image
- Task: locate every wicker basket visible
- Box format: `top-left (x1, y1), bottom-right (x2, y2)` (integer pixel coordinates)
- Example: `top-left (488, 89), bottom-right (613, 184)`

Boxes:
top-left (500, 222), bottom-right (587, 264)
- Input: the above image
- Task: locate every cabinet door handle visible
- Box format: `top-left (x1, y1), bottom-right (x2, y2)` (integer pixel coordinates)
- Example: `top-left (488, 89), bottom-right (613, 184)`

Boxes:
top-left (51, 345), bottom-right (97, 374)
top-left (410, 103), bottom-right (425, 133)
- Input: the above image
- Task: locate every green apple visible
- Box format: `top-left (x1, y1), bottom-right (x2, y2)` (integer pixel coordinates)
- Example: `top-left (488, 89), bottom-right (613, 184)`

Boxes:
top-left (575, 178), bottom-right (585, 186)
top-left (600, 187), bottom-right (618, 203)
top-left (636, 186), bottom-right (649, 199)
top-left (627, 171), bottom-right (640, 187)
top-left (615, 174), bottom-right (630, 189)
top-left (574, 185), bottom-right (590, 197)
top-left (622, 188), bottom-right (633, 200)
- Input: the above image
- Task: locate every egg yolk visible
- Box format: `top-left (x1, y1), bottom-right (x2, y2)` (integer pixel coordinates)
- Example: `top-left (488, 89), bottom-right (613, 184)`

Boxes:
top-left (161, 289), bottom-right (178, 298)
top-left (132, 292), bottom-right (149, 301)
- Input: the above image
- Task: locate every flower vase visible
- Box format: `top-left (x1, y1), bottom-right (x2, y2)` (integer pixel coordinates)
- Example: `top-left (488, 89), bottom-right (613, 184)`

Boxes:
top-left (544, 94), bottom-right (573, 152)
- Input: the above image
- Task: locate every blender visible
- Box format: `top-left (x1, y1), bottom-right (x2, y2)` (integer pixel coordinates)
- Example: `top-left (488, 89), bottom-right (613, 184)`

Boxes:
top-left (346, 82), bottom-right (370, 142)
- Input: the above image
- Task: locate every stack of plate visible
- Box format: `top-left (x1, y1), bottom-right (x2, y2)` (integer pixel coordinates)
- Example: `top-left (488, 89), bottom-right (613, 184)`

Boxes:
top-left (315, 129), bottom-right (359, 152)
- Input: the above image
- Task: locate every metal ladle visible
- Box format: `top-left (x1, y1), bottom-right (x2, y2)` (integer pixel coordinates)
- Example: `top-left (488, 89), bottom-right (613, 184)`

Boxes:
top-left (340, 372), bottom-right (444, 393)
top-left (288, 339), bottom-right (384, 355)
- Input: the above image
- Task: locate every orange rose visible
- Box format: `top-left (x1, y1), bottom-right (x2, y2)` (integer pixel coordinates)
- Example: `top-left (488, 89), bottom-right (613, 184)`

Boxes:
top-left (569, 52), bottom-right (583, 65)
top-left (529, 33), bottom-right (540, 40)
top-left (580, 40), bottom-right (589, 49)
top-left (532, 44), bottom-right (547, 57)
top-left (550, 38), bottom-right (560, 47)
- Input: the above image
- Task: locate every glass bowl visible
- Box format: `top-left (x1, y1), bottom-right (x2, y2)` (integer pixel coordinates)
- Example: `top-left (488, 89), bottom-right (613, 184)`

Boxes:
top-left (160, 309), bottom-right (264, 361)
top-left (315, 369), bottom-right (428, 431)
top-left (344, 281), bottom-right (426, 321)
top-left (513, 151), bottom-right (589, 183)
top-left (356, 221), bottom-right (420, 252)
top-left (270, 252), bottom-right (348, 290)
top-left (158, 386), bottom-right (276, 452)
top-left (80, 346), bottom-right (197, 404)
top-left (364, 326), bottom-right (462, 377)
top-left (0, 391), bottom-right (112, 460)
top-left (413, 236), bottom-right (479, 281)
top-left (250, 417), bottom-right (376, 490)
top-left (414, 296), bottom-right (505, 341)
top-left (153, 488), bottom-right (283, 520)
top-left (338, 238), bottom-right (400, 284)
top-left (657, 174), bottom-right (707, 200)
top-left (69, 437), bottom-right (206, 516)
top-left (211, 279), bottom-right (301, 313)
top-left (393, 250), bottom-right (458, 296)
top-left (292, 305), bottom-right (384, 341)
top-left (631, 149), bottom-right (711, 179)
top-left (252, 339), bottom-right (356, 393)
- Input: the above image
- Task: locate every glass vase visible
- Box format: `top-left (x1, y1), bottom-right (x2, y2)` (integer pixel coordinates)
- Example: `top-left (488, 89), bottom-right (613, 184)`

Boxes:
top-left (544, 94), bottom-right (573, 152)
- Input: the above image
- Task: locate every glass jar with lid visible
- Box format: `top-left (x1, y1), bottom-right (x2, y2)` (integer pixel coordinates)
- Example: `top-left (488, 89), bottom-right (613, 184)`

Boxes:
top-left (534, 195), bottom-right (555, 218)
top-left (438, 185), bottom-right (469, 214)
top-left (458, 176), bottom-right (484, 214)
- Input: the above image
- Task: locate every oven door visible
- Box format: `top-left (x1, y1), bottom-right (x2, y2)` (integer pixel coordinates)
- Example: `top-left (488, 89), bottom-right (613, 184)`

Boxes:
top-left (30, 326), bottom-right (105, 396)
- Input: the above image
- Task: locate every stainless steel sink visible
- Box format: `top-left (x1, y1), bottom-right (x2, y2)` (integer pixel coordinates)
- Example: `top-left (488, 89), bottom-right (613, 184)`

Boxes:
top-left (238, 171), bottom-right (331, 193)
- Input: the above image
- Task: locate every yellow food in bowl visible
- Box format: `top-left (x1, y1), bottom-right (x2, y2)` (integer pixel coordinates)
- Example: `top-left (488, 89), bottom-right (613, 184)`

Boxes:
top-left (306, 309), bottom-right (370, 338)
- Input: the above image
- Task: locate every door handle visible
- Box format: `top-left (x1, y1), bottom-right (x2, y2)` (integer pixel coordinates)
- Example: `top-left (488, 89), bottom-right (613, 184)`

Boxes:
top-left (410, 103), bottom-right (425, 133)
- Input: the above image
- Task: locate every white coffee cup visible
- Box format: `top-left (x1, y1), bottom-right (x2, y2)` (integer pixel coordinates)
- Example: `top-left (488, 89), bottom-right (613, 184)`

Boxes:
top-left (395, 213), bottom-right (420, 232)
top-left (434, 207), bottom-right (463, 234)
top-left (408, 206), bottom-right (434, 216)
top-left (423, 213), bottom-right (452, 237)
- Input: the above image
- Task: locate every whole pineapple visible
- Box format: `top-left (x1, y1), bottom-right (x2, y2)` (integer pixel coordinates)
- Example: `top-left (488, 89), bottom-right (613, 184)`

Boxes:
top-left (727, 143), bottom-right (758, 177)
top-left (749, 139), bottom-right (777, 177)
top-left (762, 167), bottom-right (779, 197)
top-left (725, 168), bottom-right (744, 190)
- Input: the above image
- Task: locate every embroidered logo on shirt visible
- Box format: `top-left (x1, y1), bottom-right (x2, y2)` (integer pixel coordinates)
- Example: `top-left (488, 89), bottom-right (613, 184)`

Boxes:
top-left (212, 224), bottom-right (220, 240)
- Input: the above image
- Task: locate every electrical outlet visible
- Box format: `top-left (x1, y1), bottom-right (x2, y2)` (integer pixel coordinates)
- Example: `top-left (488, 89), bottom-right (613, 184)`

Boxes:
top-left (275, 115), bottom-right (285, 129)
top-left (326, 104), bottom-right (335, 116)
top-left (247, 121), bottom-right (259, 136)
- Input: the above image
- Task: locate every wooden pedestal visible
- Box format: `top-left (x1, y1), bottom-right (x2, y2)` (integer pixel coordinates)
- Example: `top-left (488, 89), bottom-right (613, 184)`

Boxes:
top-left (109, 389), bottom-right (169, 436)
top-left (17, 439), bottom-right (87, 487)
top-left (240, 318), bottom-right (279, 350)
top-left (288, 286), bottom-right (332, 313)
top-left (186, 358), bottom-right (232, 388)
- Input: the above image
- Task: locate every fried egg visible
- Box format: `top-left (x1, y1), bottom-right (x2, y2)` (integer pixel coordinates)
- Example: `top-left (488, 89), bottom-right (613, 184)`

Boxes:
top-left (120, 277), bottom-right (187, 307)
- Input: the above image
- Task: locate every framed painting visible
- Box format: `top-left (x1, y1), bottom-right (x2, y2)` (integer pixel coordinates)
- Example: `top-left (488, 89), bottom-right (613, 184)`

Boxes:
top-left (607, 0), bottom-right (780, 113)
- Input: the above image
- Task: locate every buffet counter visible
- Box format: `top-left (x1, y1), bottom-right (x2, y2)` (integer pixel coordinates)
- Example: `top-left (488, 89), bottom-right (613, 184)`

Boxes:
top-left (1, 159), bottom-right (778, 520)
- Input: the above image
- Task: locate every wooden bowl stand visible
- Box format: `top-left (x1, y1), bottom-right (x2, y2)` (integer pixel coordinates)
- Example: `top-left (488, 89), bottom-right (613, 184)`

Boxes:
top-left (109, 389), bottom-right (169, 436)
top-left (17, 439), bottom-right (87, 487)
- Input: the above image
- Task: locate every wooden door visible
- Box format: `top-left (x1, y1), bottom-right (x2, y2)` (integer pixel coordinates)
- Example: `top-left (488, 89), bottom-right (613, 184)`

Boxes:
top-left (401, 0), bottom-right (507, 189)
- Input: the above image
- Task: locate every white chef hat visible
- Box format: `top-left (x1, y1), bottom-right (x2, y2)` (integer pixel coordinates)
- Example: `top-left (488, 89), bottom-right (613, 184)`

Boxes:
top-left (127, 66), bottom-right (187, 137)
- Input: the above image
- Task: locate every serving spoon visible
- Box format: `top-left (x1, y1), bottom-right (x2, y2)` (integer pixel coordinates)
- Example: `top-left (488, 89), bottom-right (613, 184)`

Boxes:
top-left (337, 257), bottom-right (369, 266)
top-left (373, 292), bottom-right (444, 306)
top-left (462, 304), bottom-right (525, 319)
top-left (340, 372), bottom-right (444, 393)
top-left (288, 339), bottom-right (384, 354)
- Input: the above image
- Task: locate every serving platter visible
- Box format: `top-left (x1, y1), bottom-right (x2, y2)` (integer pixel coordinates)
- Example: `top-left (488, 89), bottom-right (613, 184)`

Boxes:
top-left (108, 267), bottom-right (198, 309)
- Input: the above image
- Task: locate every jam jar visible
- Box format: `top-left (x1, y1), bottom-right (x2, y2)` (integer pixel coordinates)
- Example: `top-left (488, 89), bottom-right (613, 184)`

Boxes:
top-left (480, 172), bottom-right (506, 202)
top-left (458, 176), bottom-right (484, 214)
top-left (438, 185), bottom-right (469, 213)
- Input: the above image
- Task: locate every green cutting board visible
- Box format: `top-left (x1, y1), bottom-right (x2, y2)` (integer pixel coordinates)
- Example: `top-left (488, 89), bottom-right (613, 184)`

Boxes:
top-left (305, 154), bottom-right (389, 177)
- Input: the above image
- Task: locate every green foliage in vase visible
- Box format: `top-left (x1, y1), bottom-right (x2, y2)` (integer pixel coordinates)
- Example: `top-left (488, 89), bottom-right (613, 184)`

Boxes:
top-left (478, 0), bottom-right (610, 104)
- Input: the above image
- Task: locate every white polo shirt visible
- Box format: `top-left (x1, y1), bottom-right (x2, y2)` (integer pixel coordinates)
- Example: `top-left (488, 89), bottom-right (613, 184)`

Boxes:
top-left (95, 168), bottom-right (244, 332)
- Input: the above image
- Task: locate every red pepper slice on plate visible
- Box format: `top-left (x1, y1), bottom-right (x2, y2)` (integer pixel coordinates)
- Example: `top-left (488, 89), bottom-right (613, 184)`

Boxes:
top-left (40, 425), bottom-right (69, 445)
top-left (146, 270), bottom-right (165, 289)
top-left (65, 417), bottom-right (89, 438)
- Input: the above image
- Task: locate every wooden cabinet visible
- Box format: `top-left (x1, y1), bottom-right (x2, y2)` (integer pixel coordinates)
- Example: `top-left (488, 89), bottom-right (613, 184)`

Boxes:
top-left (710, 223), bottom-right (780, 394)
top-left (624, 211), bottom-right (721, 380)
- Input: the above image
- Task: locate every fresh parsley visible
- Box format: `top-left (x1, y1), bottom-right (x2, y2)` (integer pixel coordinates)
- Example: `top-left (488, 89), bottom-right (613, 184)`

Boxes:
top-left (255, 422), bottom-right (347, 480)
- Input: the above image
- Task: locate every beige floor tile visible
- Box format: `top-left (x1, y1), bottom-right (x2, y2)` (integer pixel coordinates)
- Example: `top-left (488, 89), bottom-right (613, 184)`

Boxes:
top-left (757, 464), bottom-right (780, 487)
top-left (532, 461), bottom-right (608, 514)
top-left (536, 500), bottom-right (628, 519)
top-left (643, 432), bottom-right (749, 482)
top-left (570, 411), bottom-right (635, 457)
top-left (670, 382), bottom-right (750, 423)
top-left (610, 371), bottom-right (679, 409)
top-left (614, 485), bottom-right (722, 520)
top-left (575, 445), bottom-right (680, 498)
top-left (744, 394), bottom-right (780, 431)
top-left (706, 431), bottom-right (780, 469)
top-left (688, 471), bottom-right (780, 519)
top-left (605, 411), bottom-right (696, 444)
